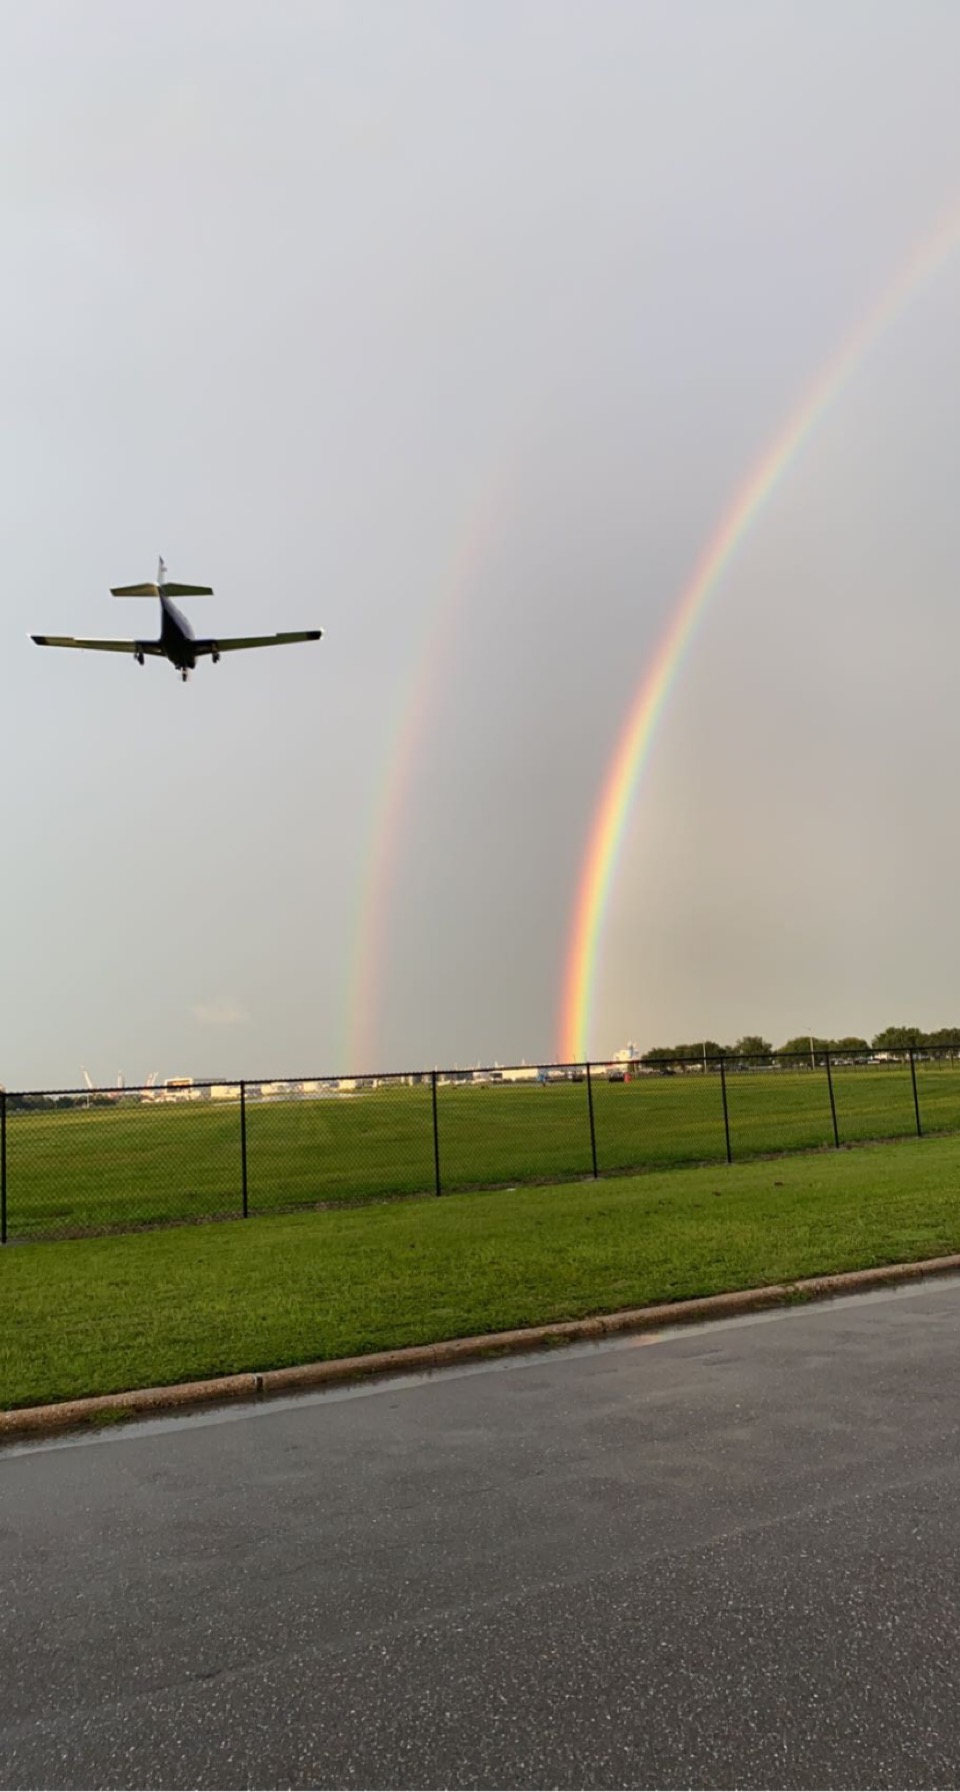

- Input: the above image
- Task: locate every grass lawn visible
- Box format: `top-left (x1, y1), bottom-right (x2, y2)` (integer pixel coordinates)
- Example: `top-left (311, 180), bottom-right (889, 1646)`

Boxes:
top-left (8, 1060), bottom-right (960, 1240)
top-left (3, 1130), bottom-right (960, 1411)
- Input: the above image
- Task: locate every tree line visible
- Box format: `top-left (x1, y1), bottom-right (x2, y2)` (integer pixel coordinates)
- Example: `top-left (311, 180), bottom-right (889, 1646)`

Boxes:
top-left (638, 1026), bottom-right (960, 1066)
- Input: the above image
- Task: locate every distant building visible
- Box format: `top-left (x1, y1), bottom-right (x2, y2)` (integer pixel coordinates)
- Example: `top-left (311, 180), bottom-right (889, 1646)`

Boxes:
top-left (163, 1077), bottom-right (200, 1102)
top-left (501, 1064), bottom-right (538, 1083)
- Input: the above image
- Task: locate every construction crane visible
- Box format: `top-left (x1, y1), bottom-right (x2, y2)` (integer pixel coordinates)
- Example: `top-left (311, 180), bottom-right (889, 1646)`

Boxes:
top-left (80, 1067), bottom-right (125, 1106)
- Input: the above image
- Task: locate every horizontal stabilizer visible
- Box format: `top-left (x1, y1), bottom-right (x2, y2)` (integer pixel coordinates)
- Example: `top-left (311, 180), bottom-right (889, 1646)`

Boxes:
top-left (31, 635), bottom-right (162, 655)
top-left (163, 582), bottom-right (214, 597)
top-left (111, 583), bottom-right (159, 597)
top-left (193, 630), bottom-right (322, 655)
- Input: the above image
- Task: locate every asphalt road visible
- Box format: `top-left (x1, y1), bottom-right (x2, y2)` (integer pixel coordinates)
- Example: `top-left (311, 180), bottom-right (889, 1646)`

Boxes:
top-left (4, 1278), bottom-right (960, 1789)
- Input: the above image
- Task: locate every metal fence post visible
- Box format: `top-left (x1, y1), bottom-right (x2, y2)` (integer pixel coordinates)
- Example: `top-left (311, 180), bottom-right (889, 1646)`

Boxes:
top-left (1, 1087), bottom-right (6, 1245)
top-left (719, 1055), bottom-right (732, 1164)
top-left (431, 1070), bottom-right (442, 1196)
top-left (824, 1049), bottom-right (840, 1149)
top-left (240, 1080), bottom-right (249, 1217)
top-left (909, 1049), bottom-right (922, 1137)
top-left (585, 1062), bottom-right (599, 1179)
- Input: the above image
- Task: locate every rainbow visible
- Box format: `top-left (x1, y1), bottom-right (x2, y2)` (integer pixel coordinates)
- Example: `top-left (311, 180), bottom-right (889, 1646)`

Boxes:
top-left (559, 207), bottom-right (960, 1063)
top-left (343, 473), bottom-right (510, 1070)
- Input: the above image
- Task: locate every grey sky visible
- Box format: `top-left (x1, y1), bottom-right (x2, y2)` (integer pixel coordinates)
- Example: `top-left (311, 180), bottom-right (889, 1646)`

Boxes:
top-left (3, 0), bottom-right (960, 1087)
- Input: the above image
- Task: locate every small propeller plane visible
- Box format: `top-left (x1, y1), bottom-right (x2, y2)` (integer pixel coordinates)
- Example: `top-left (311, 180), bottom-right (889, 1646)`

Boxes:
top-left (32, 559), bottom-right (322, 682)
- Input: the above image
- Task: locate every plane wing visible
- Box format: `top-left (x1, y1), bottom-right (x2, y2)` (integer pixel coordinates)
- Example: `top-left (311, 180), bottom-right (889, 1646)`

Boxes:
top-left (31, 635), bottom-right (163, 655)
top-left (193, 631), bottom-right (323, 655)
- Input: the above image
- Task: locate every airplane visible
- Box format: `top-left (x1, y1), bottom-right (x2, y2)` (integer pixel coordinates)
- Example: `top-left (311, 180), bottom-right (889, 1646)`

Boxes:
top-left (32, 559), bottom-right (322, 682)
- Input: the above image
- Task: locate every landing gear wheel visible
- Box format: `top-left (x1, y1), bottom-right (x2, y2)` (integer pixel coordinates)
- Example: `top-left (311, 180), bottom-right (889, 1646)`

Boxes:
top-left (181, 670), bottom-right (189, 683)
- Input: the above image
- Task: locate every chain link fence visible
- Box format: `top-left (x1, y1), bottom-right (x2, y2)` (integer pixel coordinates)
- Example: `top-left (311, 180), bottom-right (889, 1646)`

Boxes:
top-left (3, 1048), bottom-right (957, 1244)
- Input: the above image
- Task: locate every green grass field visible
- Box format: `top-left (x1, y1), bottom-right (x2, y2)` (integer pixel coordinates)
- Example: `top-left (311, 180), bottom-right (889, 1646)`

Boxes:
top-left (5, 1061), bottom-right (960, 1240)
top-left (4, 1131), bottom-right (960, 1411)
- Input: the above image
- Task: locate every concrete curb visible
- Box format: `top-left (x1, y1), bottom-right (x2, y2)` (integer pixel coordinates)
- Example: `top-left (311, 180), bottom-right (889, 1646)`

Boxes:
top-left (5, 1249), bottom-right (960, 1442)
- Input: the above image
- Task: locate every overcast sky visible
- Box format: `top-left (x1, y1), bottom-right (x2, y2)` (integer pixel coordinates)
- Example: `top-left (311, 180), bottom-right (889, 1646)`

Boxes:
top-left (3, 0), bottom-right (960, 1088)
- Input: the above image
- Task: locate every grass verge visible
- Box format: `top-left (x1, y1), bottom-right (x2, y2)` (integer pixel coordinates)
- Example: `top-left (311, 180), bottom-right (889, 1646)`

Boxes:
top-left (3, 1131), bottom-right (960, 1411)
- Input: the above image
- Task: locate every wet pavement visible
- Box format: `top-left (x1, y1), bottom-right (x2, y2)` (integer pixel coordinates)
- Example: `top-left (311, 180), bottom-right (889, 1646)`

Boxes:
top-left (4, 1276), bottom-right (960, 1788)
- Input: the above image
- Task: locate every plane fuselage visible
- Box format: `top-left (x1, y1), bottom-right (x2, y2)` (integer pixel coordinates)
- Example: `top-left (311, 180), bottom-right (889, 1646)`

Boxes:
top-left (159, 596), bottom-right (197, 671)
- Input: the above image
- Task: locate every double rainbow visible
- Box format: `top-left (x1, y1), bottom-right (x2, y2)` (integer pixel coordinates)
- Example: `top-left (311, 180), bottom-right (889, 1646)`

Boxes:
top-left (559, 207), bottom-right (960, 1063)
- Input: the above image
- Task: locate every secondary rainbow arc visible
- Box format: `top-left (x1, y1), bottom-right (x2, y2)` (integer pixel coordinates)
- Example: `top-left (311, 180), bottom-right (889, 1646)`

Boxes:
top-left (343, 476), bottom-right (510, 1071)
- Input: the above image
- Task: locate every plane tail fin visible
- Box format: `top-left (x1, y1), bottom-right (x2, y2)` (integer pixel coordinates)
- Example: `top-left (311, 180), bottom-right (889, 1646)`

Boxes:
top-left (158, 556), bottom-right (212, 596)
